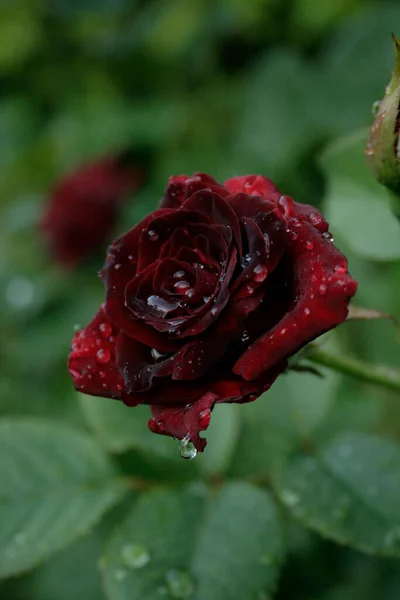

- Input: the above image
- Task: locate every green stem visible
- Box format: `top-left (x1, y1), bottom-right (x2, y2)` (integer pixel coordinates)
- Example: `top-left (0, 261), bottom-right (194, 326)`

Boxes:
top-left (307, 347), bottom-right (400, 394)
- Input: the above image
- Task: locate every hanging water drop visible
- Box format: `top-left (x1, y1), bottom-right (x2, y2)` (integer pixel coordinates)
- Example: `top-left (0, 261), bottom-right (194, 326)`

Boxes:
top-left (179, 435), bottom-right (197, 460)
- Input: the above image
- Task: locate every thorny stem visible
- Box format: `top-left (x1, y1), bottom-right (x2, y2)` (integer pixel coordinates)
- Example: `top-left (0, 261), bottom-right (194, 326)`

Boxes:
top-left (307, 347), bottom-right (400, 394)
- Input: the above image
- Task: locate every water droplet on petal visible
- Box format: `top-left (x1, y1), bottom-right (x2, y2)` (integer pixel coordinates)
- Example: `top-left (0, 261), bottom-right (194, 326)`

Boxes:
top-left (304, 307), bottom-right (311, 316)
top-left (114, 263), bottom-right (122, 270)
top-left (309, 212), bottom-right (323, 227)
top-left (179, 435), bottom-right (197, 460)
top-left (241, 330), bottom-right (250, 342)
top-left (174, 280), bottom-right (190, 292)
top-left (120, 543), bottom-right (151, 569)
top-left (210, 307), bottom-right (218, 316)
top-left (203, 295), bottom-right (211, 303)
top-left (96, 348), bottom-right (110, 364)
top-left (253, 264), bottom-right (268, 282)
top-left (241, 253), bottom-right (251, 268)
top-left (148, 229), bottom-right (159, 241)
top-left (334, 264), bottom-right (347, 274)
top-left (173, 270), bottom-right (186, 278)
top-left (199, 408), bottom-right (211, 428)
top-left (165, 569), bottom-right (195, 598)
top-left (305, 241), bottom-right (314, 251)
top-left (322, 231), bottom-right (334, 242)
top-left (319, 284), bottom-right (327, 295)
top-left (147, 295), bottom-right (179, 316)
top-left (288, 230), bottom-right (298, 241)
top-left (151, 348), bottom-right (165, 361)
top-left (99, 322), bottom-right (112, 337)
top-left (148, 418), bottom-right (164, 433)
top-left (278, 195), bottom-right (294, 216)
top-left (185, 288), bottom-right (194, 299)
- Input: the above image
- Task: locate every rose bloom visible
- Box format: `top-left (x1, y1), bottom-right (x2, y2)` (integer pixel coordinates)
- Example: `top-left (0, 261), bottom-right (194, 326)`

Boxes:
top-left (41, 149), bottom-right (149, 268)
top-left (68, 174), bottom-right (357, 454)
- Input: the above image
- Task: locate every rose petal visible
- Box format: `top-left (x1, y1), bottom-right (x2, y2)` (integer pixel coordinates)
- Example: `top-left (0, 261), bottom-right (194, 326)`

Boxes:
top-left (224, 175), bottom-right (281, 203)
top-left (182, 190), bottom-right (242, 254)
top-left (234, 220), bottom-right (357, 380)
top-left (160, 173), bottom-right (229, 209)
top-left (68, 306), bottom-right (124, 398)
top-left (149, 391), bottom-right (219, 452)
top-left (116, 332), bottom-right (175, 393)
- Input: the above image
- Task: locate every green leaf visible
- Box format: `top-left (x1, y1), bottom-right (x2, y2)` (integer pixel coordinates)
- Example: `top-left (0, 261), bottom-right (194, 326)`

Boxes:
top-left (321, 130), bottom-right (400, 261)
top-left (101, 483), bottom-right (283, 600)
top-left (191, 483), bottom-right (284, 600)
top-left (0, 418), bottom-right (128, 578)
top-left (275, 432), bottom-right (400, 556)
top-left (230, 367), bottom-right (338, 478)
top-left (79, 395), bottom-right (181, 466)
top-left (195, 404), bottom-right (241, 478)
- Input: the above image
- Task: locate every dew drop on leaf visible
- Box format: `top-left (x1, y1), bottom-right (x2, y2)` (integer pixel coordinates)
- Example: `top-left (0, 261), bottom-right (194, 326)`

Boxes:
top-left (120, 542), bottom-right (151, 569)
top-left (165, 569), bottom-right (195, 598)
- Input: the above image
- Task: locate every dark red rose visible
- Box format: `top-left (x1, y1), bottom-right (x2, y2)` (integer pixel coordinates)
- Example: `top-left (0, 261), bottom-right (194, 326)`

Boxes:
top-left (68, 173), bottom-right (357, 453)
top-left (41, 149), bottom-right (150, 268)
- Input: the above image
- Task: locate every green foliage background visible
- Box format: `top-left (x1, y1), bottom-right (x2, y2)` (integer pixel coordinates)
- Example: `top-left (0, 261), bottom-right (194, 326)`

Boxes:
top-left (1, 1), bottom-right (400, 599)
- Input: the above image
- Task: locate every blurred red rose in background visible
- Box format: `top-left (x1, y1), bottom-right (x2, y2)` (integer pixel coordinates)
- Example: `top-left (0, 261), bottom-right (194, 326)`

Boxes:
top-left (68, 173), bottom-right (357, 454)
top-left (41, 148), bottom-right (151, 268)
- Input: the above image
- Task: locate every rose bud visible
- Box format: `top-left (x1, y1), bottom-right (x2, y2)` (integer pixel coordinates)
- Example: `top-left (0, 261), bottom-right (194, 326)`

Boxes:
top-left (366, 34), bottom-right (400, 202)
top-left (68, 173), bottom-right (357, 456)
top-left (40, 147), bottom-right (152, 268)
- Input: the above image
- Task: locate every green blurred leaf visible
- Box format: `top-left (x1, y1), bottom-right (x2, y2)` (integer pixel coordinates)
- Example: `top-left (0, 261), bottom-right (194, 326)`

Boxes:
top-left (1, 528), bottom-right (106, 600)
top-left (230, 367), bottom-right (338, 478)
top-left (0, 8), bottom-right (42, 73)
top-left (79, 395), bottom-right (181, 466)
top-left (101, 483), bottom-right (283, 600)
top-left (0, 418), bottom-right (128, 578)
top-left (191, 483), bottom-right (284, 600)
top-left (233, 50), bottom-right (325, 176)
top-left (321, 130), bottom-right (400, 261)
top-left (275, 432), bottom-right (400, 556)
top-left (195, 404), bottom-right (241, 478)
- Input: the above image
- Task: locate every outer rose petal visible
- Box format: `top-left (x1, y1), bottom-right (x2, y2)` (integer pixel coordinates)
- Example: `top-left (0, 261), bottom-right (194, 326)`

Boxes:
top-left (149, 392), bottom-right (218, 452)
top-left (160, 173), bottom-right (229, 209)
top-left (224, 175), bottom-right (281, 203)
top-left (68, 306), bottom-right (124, 398)
top-left (234, 220), bottom-right (357, 380)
